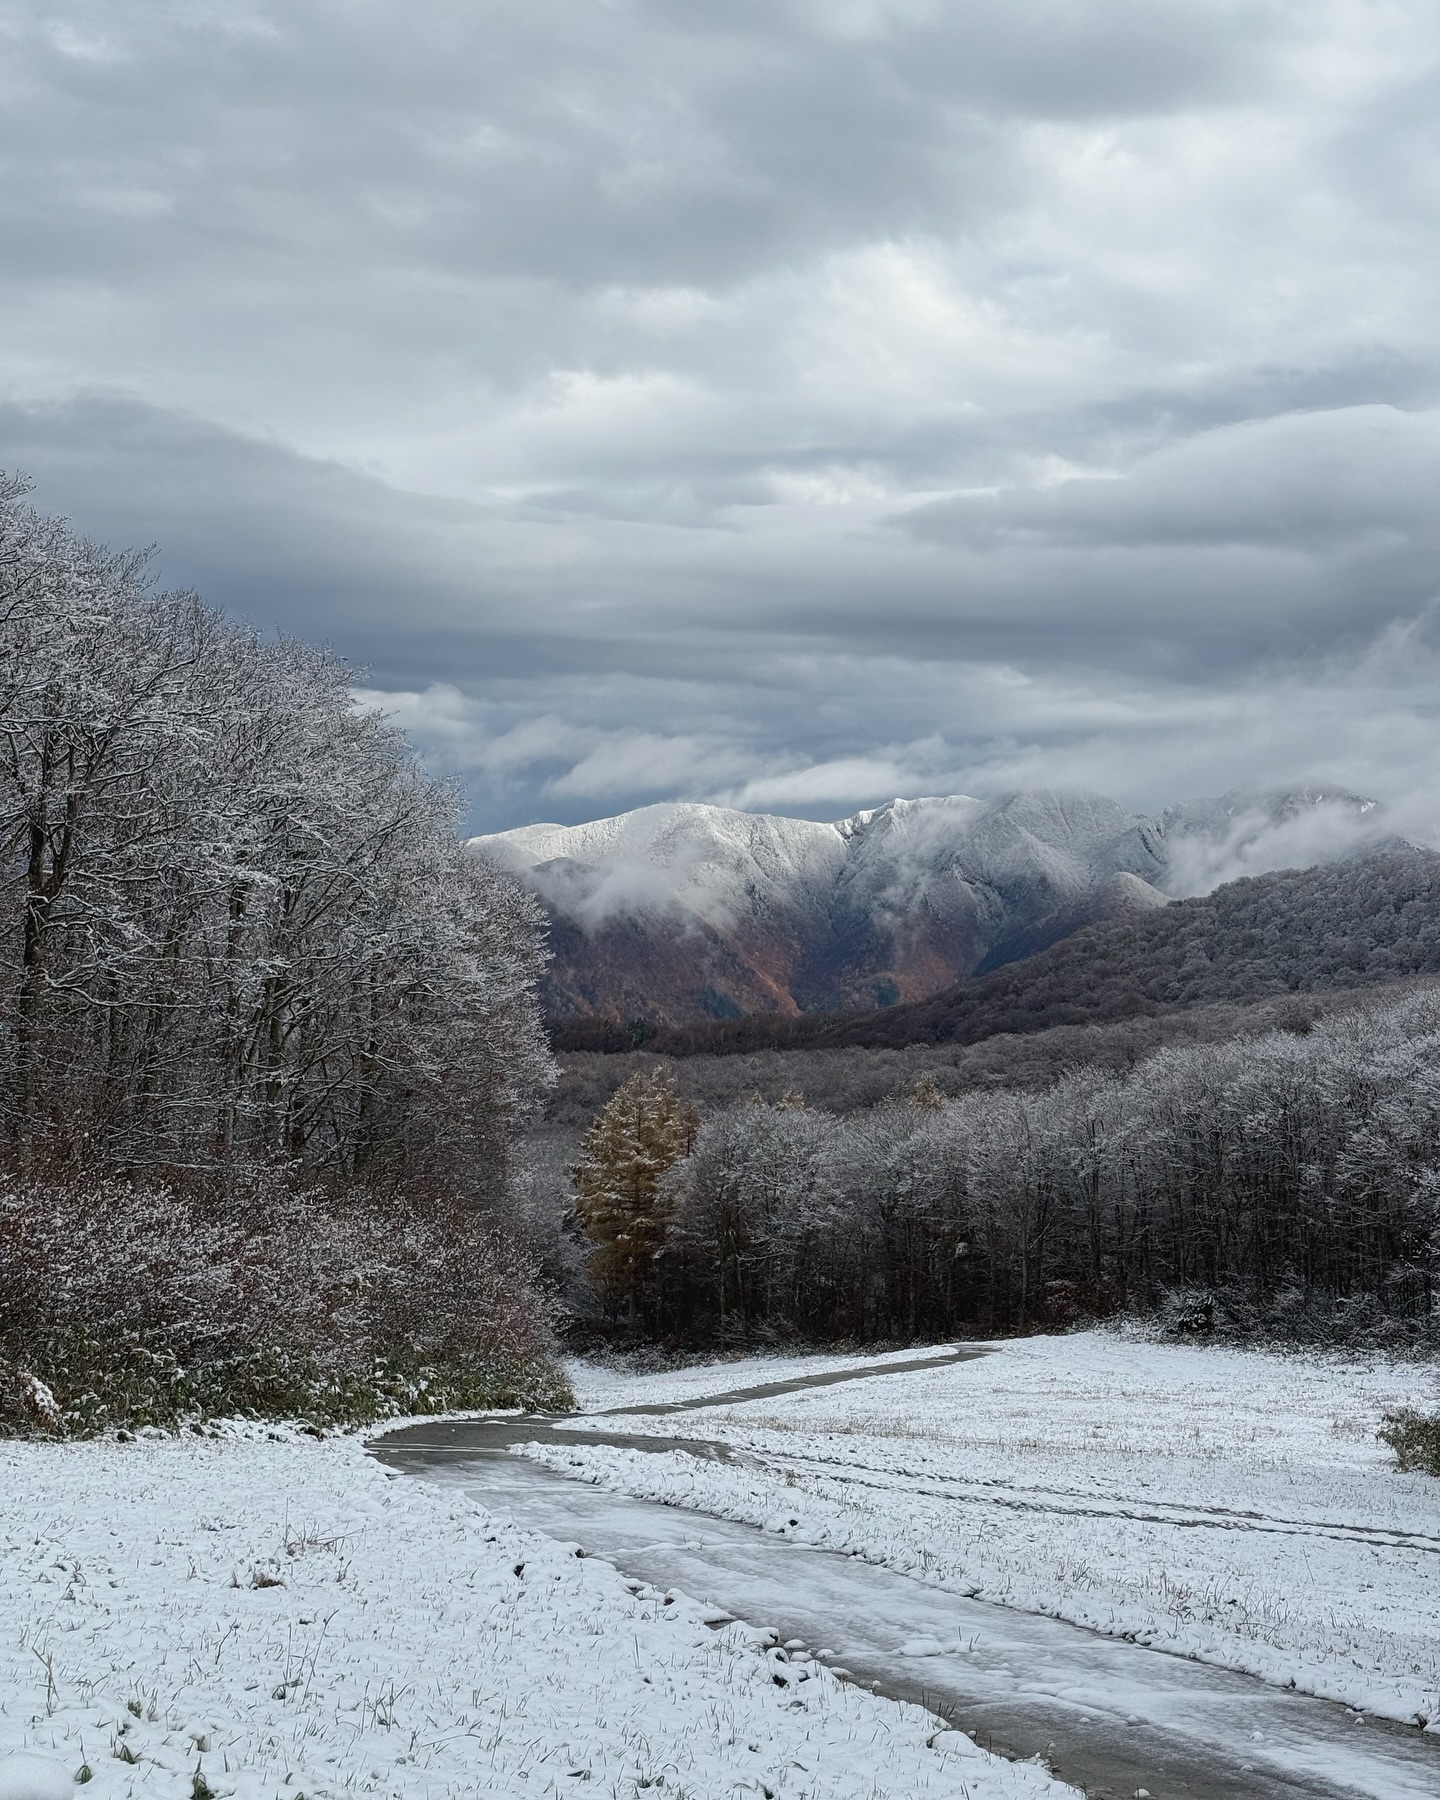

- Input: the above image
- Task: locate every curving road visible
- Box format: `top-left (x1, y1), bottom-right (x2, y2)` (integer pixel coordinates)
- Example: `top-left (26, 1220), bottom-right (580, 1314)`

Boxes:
top-left (370, 1350), bottom-right (1440, 1800)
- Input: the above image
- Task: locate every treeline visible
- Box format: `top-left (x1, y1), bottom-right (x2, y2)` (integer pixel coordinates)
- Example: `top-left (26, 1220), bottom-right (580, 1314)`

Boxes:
top-left (0, 476), bottom-right (561, 1431)
top-left (569, 993), bottom-right (1440, 1347)
top-left (0, 473), bottom-right (551, 1190)
top-left (546, 981), bottom-right (1429, 1131)
top-left (0, 1178), bottom-right (567, 1434)
top-left (552, 850), bottom-right (1440, 1057)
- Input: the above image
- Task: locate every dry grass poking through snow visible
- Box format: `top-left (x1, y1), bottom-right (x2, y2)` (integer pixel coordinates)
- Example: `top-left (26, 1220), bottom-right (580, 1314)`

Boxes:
top-left (538, 1334), bottom-right (1440, 1733)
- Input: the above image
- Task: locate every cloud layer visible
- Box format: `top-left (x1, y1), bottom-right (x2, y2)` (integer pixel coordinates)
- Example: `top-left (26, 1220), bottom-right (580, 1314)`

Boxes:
top-left (3, 2), bottom-right (1439, 829)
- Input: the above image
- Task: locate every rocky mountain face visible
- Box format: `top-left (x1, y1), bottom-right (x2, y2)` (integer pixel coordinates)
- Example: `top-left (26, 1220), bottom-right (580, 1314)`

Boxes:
top-left (472, 787), bottom-right (1387, 1024)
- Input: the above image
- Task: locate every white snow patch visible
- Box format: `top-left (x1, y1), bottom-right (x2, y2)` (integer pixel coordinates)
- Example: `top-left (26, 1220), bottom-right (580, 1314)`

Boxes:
top-left (1, 1430), bottom-right (1077, 1799)
top-left (535, 1334), bottom-right (1440, 1732)
top-left (931, 1729), bottom-right (987, 1759)
top-left (0, 1753), bottom-right (74, 1800)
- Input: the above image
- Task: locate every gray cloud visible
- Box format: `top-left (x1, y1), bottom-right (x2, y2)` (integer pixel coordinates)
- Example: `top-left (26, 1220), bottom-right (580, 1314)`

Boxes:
top-left (3, 2), bottom-right (1440, 832)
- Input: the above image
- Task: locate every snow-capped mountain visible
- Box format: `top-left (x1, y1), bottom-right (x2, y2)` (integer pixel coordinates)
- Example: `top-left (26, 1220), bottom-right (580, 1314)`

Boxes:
top-left (472, 787), bottom-right (1387, 1023)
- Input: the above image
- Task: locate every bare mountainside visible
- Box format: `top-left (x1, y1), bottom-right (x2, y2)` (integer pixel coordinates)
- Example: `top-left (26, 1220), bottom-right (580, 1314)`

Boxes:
top-left (473, 786), bottom-right (1389, 1024)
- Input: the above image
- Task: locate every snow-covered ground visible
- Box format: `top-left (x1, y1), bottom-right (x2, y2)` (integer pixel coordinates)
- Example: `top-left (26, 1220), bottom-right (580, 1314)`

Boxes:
top-left (533, 1334), bottom-right (1440, 1733)
top-left (0, 1426), bottom-right (1076, 1800)
top-left (570, 1342), bottom-right (963, 1410)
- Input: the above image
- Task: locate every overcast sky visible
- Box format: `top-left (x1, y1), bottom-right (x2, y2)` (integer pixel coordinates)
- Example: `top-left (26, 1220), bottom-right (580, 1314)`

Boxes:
top-left (3, 1), bottom-right (1439, 832)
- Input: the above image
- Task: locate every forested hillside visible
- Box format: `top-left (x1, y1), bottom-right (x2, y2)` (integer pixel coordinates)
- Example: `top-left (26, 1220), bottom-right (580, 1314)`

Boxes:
top-left (536, 856), bottom-right (1440, 1350)
top-left (543, 978), bottom-right (1435, 1132)
top-left (478, 791), bottom-right (1180, 1022)
top-left (828, 849), bottom-right (1440, 1049)
top-left (554, 850), bottom-right (1440, 1056)
top-left (558, 992), bottom-right (1440, 1348)
top-left (0, 476), bottom-right (562, 1432)
top-left (484, 789), bottom-right (1389, 1026)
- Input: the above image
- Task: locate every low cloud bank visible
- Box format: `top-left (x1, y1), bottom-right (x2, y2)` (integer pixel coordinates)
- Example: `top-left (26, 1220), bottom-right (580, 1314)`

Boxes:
top-left (1160, 794), bottom-right (1398, 898)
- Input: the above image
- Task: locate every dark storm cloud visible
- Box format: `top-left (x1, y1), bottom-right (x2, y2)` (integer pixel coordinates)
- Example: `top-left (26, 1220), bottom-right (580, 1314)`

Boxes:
top-left (2, 2), bottom-right (1439, 831)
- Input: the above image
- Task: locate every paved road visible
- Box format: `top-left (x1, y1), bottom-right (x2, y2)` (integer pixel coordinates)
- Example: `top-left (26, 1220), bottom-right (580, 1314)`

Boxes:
top-left (370, 1351), bottom-right (1440, 1800)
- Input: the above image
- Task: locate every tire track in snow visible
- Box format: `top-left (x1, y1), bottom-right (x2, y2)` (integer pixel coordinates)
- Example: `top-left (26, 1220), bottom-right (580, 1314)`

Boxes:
top-left (727, 1453), bottom-right (1440, 1556)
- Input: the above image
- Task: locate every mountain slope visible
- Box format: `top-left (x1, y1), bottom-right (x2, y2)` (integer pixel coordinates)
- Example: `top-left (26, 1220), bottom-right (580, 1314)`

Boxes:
top-left (474, 787), bottom-right (1388, 1024)
top-left (565, 849), bottom-right (1440, 1056)
top-left (492, 804), bottom-right (848, 1019)
top-left (813, 847), bottom-right (1440, 1049)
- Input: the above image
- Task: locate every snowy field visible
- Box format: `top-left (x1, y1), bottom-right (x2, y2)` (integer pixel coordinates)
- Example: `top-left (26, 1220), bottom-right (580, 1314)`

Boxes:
top-left (534, 1334), bottom-right (1440, 1733)
top-left (570, 1343), bottom-right (962, 1410)
top-left (0, 1427), bottom-right (1076, 1800)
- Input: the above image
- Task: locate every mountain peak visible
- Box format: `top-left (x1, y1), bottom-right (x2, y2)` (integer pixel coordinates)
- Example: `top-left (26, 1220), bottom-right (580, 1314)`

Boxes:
top-left (472, 784), bottom-right (1391, 1023)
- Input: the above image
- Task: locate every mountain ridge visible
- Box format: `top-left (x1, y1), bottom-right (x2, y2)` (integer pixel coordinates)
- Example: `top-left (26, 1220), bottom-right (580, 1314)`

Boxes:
top-left (473, 785), bottom-right (1392, 1024)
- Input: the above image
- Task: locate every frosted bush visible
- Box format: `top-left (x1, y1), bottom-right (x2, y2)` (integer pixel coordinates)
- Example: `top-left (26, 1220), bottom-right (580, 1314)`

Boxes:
top-left (0, 1176), bottom-right (570, 1433)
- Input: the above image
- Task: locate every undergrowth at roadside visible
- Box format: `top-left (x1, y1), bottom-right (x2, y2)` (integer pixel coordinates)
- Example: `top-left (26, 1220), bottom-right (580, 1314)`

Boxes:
top-left (1, 1344), bottom-right (573, 1438)
top-left (0, 1175), bottom-right (574, 1438)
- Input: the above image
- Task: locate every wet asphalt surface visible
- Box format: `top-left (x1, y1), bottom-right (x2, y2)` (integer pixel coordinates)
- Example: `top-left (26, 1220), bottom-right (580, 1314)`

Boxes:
top-left (370, 1350), bottom-right (1440, 1800)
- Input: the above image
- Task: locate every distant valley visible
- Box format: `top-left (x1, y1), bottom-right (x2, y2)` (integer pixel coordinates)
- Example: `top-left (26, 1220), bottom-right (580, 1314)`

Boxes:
top-left (472, 786), bottom-right (1395, 1026)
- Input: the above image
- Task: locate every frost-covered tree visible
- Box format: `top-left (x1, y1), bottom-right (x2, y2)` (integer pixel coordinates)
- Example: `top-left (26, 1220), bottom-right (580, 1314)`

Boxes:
top-left (612, 992), bottom-right (1440, 1345)
top-left (0, 476), bottom-right (554, 1194)
top-left (668, 1099), bottom-right (842, 1332)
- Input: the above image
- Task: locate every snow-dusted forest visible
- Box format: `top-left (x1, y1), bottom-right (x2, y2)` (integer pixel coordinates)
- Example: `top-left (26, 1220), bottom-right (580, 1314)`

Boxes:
top-left (561, 997), bottom-right (1440, 1351)
top-left (0, 478), bottom-right (562, 1431)
top-left (0, 475), bottom-right (552, 1184)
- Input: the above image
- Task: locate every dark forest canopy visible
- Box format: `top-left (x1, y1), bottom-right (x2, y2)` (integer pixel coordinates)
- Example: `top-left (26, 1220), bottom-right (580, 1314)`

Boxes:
top-left (545, 978), bottom-right (1440, 1131)
top-left (552, 850), bottom-right (1440, 1058)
